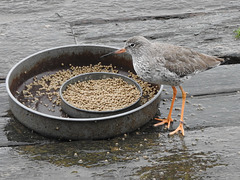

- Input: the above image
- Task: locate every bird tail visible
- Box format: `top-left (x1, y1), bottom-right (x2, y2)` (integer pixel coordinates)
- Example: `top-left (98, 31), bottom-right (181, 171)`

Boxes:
top-left (200, 54), bottom-right (225, 68)
top-left (215, 57), bottom-right (225, 64)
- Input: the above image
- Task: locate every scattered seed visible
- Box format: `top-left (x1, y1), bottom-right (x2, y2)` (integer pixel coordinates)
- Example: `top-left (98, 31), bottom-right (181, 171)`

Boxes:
top-left (175, 107), bottom-right (181, 111)
top-left (143, 155), bottom-right (148, 159)
top-left (18, 62), bottom-right (158, 115)
top-left (197, 107), bottom-right (204, 111)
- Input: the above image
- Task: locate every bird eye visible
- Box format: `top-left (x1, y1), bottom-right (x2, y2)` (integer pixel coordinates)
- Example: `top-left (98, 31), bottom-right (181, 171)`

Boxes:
top-left (129, 43), bottom-right (135, 47)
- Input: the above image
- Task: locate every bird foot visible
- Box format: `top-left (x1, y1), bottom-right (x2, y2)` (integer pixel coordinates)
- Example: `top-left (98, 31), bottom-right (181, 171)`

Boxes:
top-left (154, 117), bottom-right (173, 129)
top-left (169, 121), bottom-right (185, 136)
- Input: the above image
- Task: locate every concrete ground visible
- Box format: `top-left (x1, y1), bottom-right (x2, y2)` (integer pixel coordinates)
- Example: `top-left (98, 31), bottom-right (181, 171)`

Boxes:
top-left (0, 1), bottom-right (240, 179)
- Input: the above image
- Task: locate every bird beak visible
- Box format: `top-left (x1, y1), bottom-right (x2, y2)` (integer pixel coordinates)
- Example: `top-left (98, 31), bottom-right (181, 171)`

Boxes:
top-left (115, 48), bottom-right (126, 54)
top-left (100, 48), bottom-right (126, 59)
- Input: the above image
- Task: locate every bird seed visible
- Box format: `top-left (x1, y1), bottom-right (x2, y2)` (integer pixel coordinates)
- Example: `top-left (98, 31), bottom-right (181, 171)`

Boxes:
top-left (62, 78), bottom-right (141, 111)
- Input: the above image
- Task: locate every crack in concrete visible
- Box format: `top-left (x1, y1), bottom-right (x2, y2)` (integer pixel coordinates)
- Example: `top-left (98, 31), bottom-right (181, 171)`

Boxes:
top-left (221, 54), bottom-right (240, 65)
top-left (69, 12), bottom-right (207, 26)
top-left (70, 25), bottom-right (77, 44)
top-left (187, 90), bottom-right (240, 99)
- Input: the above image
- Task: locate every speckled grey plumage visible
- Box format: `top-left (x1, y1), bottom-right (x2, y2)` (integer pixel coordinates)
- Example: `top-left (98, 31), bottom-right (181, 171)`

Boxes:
top-left (123, 36), bottom-right (224, 86)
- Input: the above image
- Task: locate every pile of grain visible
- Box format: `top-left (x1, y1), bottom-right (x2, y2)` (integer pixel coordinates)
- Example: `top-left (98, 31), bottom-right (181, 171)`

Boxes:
top-left (62, 78), bottom-right (141, 111)
top-left (18, 62), bottom-right (158, 114)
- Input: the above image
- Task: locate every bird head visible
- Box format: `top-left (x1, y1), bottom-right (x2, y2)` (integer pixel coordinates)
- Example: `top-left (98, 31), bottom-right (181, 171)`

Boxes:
top-left (115, 36), bottom-right (151, 57)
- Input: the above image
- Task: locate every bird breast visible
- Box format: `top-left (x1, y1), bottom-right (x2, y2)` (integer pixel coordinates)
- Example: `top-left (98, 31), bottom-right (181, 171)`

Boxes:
top-left (132, 55), bottom-right (184, 86)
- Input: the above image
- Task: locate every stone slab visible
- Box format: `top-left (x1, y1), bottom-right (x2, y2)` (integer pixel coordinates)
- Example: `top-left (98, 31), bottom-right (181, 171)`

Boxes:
top-left (1, 124), bottom-right (240, 179)
top-left (1, 0), bottom-right (240, 79)
top-left (1, 79), bottom-right (240, 179)
top-left (71, 1), bottom-right (240, 59)
top-left (157, 91), bottom-right (240, 130)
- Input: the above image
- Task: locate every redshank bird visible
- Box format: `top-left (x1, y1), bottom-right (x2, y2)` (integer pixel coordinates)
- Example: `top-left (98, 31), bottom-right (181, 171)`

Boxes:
top-left (114, 36), bottom-right (224, 136)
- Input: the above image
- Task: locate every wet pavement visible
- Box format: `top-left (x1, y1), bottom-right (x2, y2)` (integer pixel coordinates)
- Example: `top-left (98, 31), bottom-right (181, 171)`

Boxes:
top-left (1, 0), bottom-right (240, 179)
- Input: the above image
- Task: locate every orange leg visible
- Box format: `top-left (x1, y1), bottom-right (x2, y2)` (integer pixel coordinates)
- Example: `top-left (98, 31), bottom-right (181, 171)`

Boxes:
top-left (169, 86), bottom-right (186, 136)
top-left (154, 86), bottom-right (177, 129)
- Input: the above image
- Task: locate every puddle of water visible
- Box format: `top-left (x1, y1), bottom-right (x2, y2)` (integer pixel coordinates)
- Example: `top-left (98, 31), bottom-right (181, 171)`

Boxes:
top-left (7, 119), bottom-right (224, 179)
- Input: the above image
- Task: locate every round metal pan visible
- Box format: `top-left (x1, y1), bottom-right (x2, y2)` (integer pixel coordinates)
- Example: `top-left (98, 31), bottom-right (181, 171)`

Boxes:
top-left (6, 45), bottom-right (163, 140)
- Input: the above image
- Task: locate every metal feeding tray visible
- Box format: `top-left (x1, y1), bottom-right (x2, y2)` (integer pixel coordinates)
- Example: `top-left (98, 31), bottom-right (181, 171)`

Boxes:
top-left (6, 45), bottom-right (163, 140)
top-left (60, 72), bottom-right (143, 118)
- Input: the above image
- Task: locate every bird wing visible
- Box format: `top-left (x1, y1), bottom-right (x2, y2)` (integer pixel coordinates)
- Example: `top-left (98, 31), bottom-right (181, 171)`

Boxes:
top-left (153, 43), bottom-right (224, 77)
